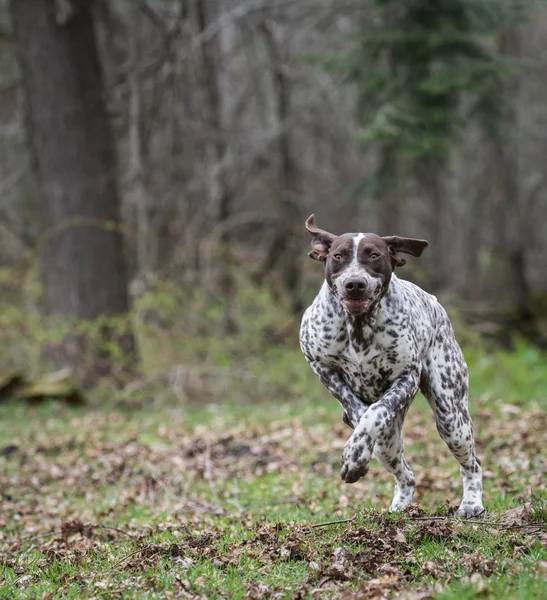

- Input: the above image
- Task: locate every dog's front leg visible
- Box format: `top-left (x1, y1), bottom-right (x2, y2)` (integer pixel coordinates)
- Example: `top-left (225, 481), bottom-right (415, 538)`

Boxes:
top-left (306, 359), bottom-right (367, 428)
top-left (340, 369), bottom-right (420, 483)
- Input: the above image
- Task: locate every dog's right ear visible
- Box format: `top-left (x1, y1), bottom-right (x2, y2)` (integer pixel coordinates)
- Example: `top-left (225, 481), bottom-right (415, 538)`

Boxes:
top-left (305, 214), bottom-right (336, 262)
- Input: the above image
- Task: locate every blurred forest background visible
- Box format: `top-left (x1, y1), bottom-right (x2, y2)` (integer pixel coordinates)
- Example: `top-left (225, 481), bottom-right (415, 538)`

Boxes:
top-left (1, 0), bottom-right (547, 394)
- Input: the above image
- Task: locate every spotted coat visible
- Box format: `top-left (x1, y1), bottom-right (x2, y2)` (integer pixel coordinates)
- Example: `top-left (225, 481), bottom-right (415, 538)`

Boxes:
top-left (299, 215), bottom-right (484, 517)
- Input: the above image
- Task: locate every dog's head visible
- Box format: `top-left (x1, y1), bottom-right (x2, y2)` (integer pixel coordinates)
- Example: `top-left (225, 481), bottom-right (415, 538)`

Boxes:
top-left (305, 214), bottom-right (428, 316)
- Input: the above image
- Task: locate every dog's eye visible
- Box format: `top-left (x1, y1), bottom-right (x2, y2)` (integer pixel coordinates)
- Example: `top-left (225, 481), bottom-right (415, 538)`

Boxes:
top-left (370, 253), bottom-right (380, 260)
top-left (333, 253), bottom-right (343, 261)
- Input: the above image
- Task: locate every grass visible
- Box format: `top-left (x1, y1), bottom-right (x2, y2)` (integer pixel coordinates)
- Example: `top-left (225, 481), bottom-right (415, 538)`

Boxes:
top-left (0, 277), bottom-right (546, 598)
top-left (0, 348), bottom-right (546, 599)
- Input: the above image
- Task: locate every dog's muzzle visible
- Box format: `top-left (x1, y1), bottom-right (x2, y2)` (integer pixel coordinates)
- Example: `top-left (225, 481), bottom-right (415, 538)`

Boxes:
top-left (339, 277), bottom-right (379, 315)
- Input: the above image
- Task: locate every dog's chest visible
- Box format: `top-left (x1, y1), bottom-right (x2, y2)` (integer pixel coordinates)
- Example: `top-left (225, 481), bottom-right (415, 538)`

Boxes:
top-left (316, 322), bottom-right (413, 403)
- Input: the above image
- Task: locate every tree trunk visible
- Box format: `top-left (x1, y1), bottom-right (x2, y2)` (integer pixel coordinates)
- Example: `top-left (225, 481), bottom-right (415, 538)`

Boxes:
top-left (260, 21), bottom-right (303, 315)
top-left (11, 0), bottom-right (137, 386)
top-left (196, 0), bottom-right (238, 333)
top-left (378, 192), bottom-right (400, 235)
top-left (493, 27), bottom-right (534, 331)
top-left (376, 145), bottom-right (401, 235)
top-left (417, 163), bottom-right (446, 292)
top-left (128, 3), bottom-right (150, 276)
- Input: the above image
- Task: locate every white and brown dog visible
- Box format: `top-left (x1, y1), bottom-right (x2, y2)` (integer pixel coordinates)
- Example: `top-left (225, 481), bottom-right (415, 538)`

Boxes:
top-left (300, 215), bottom-right (484, 517)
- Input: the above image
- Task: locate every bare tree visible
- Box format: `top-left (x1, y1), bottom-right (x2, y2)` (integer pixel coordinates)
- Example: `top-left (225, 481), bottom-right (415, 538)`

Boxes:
top-left (11, 0), bottom-right (136, 385)
top-left (492, 27), bottom-right (533, 330)
top-left (196, 0), bottom-right (238, 332)
top-left (127, 2), bottom-right (150, 276)
top-left (260, 19), bottom-right (304, 313)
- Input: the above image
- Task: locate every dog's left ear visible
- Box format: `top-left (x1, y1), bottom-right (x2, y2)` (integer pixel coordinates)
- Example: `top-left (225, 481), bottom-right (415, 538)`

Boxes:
top-left (382, 236), bottom-right (429, 268)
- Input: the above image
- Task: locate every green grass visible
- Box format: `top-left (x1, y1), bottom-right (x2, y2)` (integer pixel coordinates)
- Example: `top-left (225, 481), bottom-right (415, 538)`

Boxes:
top-left (0, 276), bottom-right (546, 598)
top-left (437, 572), bottom-right (547, 600)
top-left (0, 353), bottom-right (546, 599)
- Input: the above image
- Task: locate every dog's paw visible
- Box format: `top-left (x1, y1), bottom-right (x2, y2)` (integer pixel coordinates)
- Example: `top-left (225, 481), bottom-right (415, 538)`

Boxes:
top-left (340, 438), bottom-right (371, 483)
top-left (340, 459), bottom-right (369, 483)
top-left (388, 487), bottom-right (416, 512)
top-left (455, 503), bottom-right (485, 518)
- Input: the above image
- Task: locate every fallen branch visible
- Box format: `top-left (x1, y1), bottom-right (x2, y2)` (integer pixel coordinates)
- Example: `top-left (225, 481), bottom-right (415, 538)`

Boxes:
top-left (311, 514), bottom-right (356, 529)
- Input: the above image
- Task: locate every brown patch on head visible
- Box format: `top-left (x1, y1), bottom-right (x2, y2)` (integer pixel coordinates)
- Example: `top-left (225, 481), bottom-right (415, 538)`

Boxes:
top-left (305, 215), bottom-right (429, 314)
top-left (325, 234), bottom-right (394, 306)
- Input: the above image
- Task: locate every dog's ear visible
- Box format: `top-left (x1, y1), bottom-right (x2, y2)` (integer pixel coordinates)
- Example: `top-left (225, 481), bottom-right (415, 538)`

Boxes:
top-left (382, 236), bottom-right (429, 268)
top-left (305, 214), bottom-right (337, 262)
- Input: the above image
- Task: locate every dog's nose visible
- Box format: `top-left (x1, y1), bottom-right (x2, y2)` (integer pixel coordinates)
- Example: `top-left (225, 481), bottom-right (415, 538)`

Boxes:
top-left (344, 278), bottom-right (367, 293)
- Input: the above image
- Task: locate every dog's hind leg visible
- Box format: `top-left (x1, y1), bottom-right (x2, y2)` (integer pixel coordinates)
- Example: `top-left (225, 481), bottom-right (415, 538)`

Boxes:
top-left (421, 317), bottom-right (484, 518)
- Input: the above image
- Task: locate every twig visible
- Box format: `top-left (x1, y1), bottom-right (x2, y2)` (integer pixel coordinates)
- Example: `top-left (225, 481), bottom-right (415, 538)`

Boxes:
top-left (225, 478), bottom-right (244, 512)
top-left (311, 514), bottom-right (356, 529)
top-left (96, 526), bottom-right (135, 539)
top-left (17, 531), bottom-right (59, 544)
top-left (104, 544), bottom-right (152, 574)
top-left (409, 515), bottom-right (545, 531)
top-left (242, 495), bottom-right (298, 509)
top-left (144, 461), bottom-right (178, 500)
top-left (467, 521), bottom-right (545, 530)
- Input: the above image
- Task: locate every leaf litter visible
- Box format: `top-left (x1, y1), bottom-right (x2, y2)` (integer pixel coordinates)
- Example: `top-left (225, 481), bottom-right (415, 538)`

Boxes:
top-left (0, 400), bottom-right (546, 598)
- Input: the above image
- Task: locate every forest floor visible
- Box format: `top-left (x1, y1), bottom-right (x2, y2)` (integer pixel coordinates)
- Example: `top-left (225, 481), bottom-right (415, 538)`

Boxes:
top-left (1, 342), bottom-right (547, 599)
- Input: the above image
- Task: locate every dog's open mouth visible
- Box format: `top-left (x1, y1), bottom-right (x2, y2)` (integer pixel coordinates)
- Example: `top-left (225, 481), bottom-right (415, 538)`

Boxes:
top-left (342, 298), bottom-right (373, 314)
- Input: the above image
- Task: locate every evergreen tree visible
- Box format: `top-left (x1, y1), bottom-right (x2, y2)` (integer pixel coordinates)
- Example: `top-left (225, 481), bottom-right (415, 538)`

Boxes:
top-left (320, 0), bottom-right (530, 287)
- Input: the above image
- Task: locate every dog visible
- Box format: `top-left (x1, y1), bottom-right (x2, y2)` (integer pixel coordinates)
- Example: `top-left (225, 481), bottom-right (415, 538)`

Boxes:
top-left (299, 214), bottom-right (484, 517)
